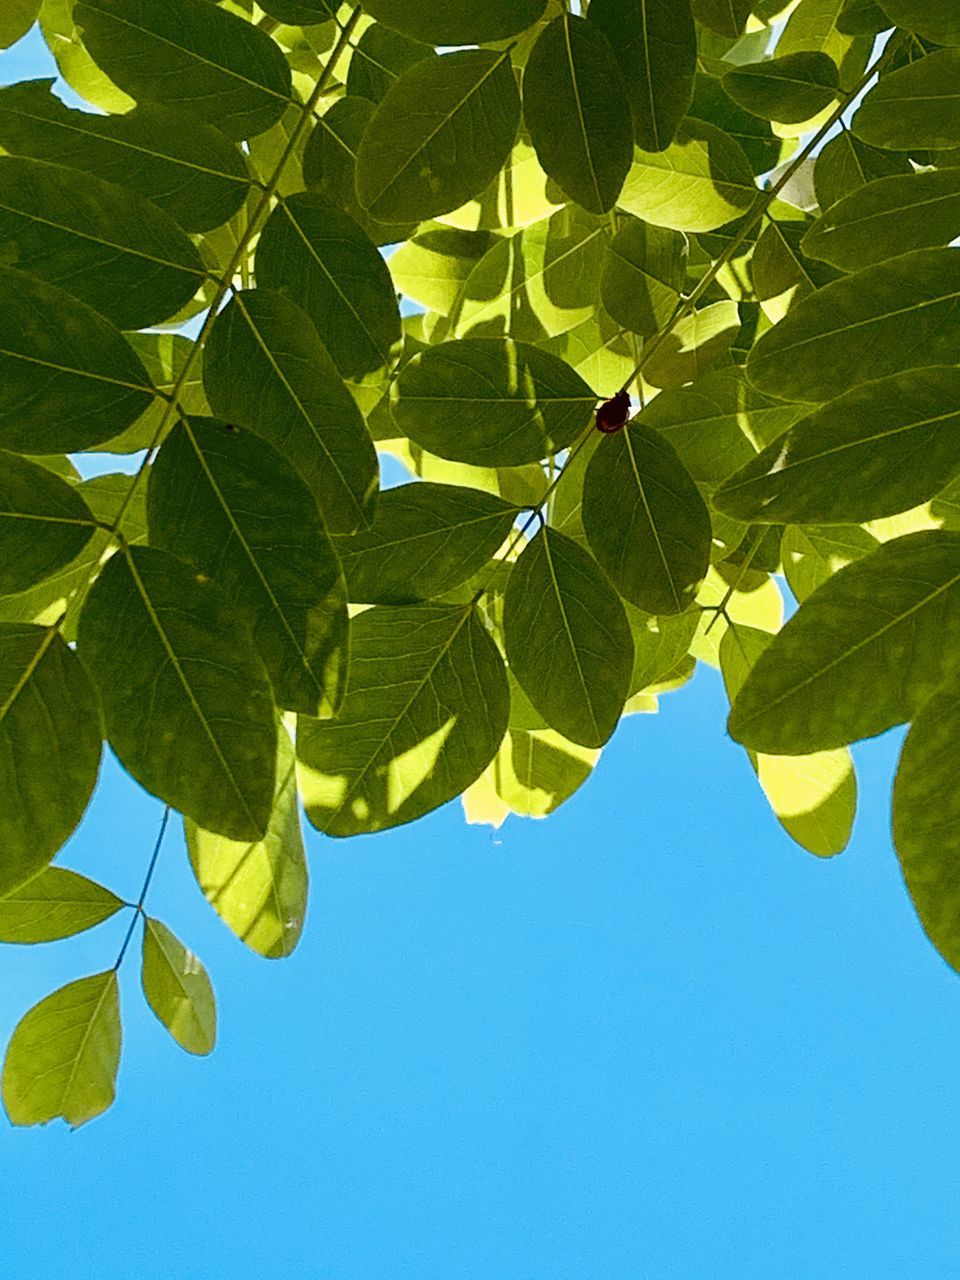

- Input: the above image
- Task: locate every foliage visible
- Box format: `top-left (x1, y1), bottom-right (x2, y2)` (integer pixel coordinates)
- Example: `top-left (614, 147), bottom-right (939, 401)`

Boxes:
top-left (0, 0), bottom-right (958, 1127)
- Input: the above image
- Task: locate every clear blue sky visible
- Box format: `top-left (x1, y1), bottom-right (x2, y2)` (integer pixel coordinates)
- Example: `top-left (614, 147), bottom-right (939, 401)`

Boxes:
top-left (4, 25), bottom-right (960, 1280)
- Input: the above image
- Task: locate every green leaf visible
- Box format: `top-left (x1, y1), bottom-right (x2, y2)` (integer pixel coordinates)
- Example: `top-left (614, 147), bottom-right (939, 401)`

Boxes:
top-left (149, 418), bottom-right (348, 717)
top-left (389, 224), bottom-right (494, 317)
top-left (98, 331), bottom-right (207, 455)
top-left (588, 0), bottom-right (697, 152)
top-left (777, 0), bottom-right (870, 92)
top-left (452, 206), bottom-right (606, 342)
top-left (0, 0), bottom-right (40, 47)
top-left (0, 625), bottom-right (101, 894)
top-left (523, 14), bottom-right (632, 215)
top-left (302, 97), bottom-right (417, 247)
top-left (692, 0), bottom-right (751, 37)
top-left (297, 603), bottom-right (509, 836)
top-left (627, 603), bottom-right (700, 694)
top-left (0, 80), bottom-right (249, 234)
top-left (0, 157), bottom-right (205, 329)
top-left (728, 531), bottom-right (960, 754)
top-left (619, 119), bottom-right (757, 233)
top-left (39, 0), bottom-right (135, 113)
top-left (141, 917), bottom-right (216, 1056)
top-left (637, 366), bottom-right (805, 488)
top-left (258, 0), bottom-right (334, 21)
top-left (752, 218), bottom-right (838, 309)
top-left (893, 673), bottom-right (960, 976)
top-left (186, 726), bottom-right (307, 960)
top-left (255, 194), bottom-right (401, 381)
top-left (391, 338), bottom-right (596, 466)
top-left (782, 523), bottom-right (880, 602)
top-left (0, 450), bottom-right (97, 595)
top-left (716, 369), bottom-right (960, 524)
top-left (345, 23), bottom-right (433, 104)
top-left (642, 300), bottom-right (741, 389)
top-left (838, 0), bottom-right (891, 35)
top-left (0, 267), bottom-right (154, 454)
top-left (203, 289), bottom-right (378, 534)
top-left (0, 867), bottom-right (123, 944)
top-left (2, 971), bottom-right (120, 1128)
top-left (333, 483), bottom-right (517, 605)
top-left (688, 72), bottom-right (781, 176)
top-left (746, 248), bottom-right (960, 403)
top-left (582, 423), bottom-right (712, 615)
top-left (353, 0), bottom-right (547, 44)
top-left (876, 0), bottom-right (960, 45)
top-left (854, 49), bottom-right (960, 151)
top-left (503, 527), bottom-right (633, 748)
top-left (76, 545), bottom-right (277, 841)
top-left (812, 129), bottom-right (909, 209)
top-left (720, 624), bottom-right (856, 857)
top-left (355, 50), bottom-right (520, 223)
top-left (74, 0), bottom-right (292, 140)
top-left (803, 170), bottom-right (960, 272)
top-left (601, 217), bottom-right (686, 339)
top-left (465, 726), bottom-right (599, 824)
top-left (723, 52), bottom-right (839, 124)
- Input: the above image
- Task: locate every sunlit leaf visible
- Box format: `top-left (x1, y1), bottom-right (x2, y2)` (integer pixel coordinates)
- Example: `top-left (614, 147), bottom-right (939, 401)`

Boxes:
top-left (39, 0), bottom-right (135, 113)
top-left (2, 970), bottom-right (120, 1128)
top-left (724, 52), bottom-right (839, 124)
top-left (692, 0), bottom-right (751, 38)
top-left (298, 604), bottom-right (509, 836)
top-left (781, 523), bottom-right (880, 602)
top-left (504, 527), bottom-right (633, 748)
top-left (141, 918), bottom-right (216, 1056)
top-left (0, 867), bottom-right (123, 944)
top-left (728, 531), bottom-right (960, 753)
top-left (601, 217), bottom-right (686, 339)
top-left (389, 225), bottom-right (494, 317)
top-left (356, 0), bottom-right (547, 44)
top-left (642, 300), bottom-right (741, 389)
top-left (77, 545), bottom-right (277, 840)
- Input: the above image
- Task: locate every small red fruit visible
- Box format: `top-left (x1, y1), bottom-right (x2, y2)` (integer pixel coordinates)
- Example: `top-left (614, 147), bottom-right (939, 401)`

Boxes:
top-left (596, 391), bottom-right (631, 434)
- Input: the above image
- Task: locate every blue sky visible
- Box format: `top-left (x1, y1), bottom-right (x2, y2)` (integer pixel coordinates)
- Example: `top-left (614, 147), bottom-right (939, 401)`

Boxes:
top-left (4, 22), bottom-right (960, 1280)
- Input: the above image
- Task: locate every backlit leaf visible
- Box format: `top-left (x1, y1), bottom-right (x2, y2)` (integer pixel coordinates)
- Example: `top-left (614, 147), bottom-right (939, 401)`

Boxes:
top-left (141, 918), bottom-right (216, 1056)
top-left (2, 971), bottom-right (120, 1128)
top-left (0, 450), bottom-right (97, 595)
top-left (728, 531), bottom-right (960, 753)
top-left (876, 0), bottom-right (960, 46)
top-left (298, 604), bottom-right (509, 836)
top-left (186, 727), bottom-right (307, 960)
top-left (812, 128), bottom-right (909, 209)
top-left (355, 50), bottom-right (520, 224)
top-left (642, 300), bottom-right (741, 389)
top-left (724, 53), bottom-right (839, 124)
top-left (854, 49), bottom-right (960, 151)
top-left (77, 545), bottom-right (277, 841)
top-left (0, 624), bottom-right (102, 894)
top-left (504, 527), bottom-right (633, 748)
top-left (256, 194), bottom-right (401, 380)
top-left (746, 248), bottom-right (960, 403)
top-left (781, 523), bottom-right (880, 602)
top-left (523, 14), bottom-right (632, 215)
top-left (692, 0), bottom-right (751, 38)
top-left (0, 867), bottom-right (123, 944)
top-left (356, 0), bottom-right (547, 44)
top-left (39, 0), bottom-right (135, 113)
top-left (74, 0), bottom-right (292, 140)
top-left (391, 338), bottom-right (596, 467)
top-left (345, 23), bottom-right (432, 104)
top-left (583, 423), bottom-right (712, 615)
top-left (601, 217), bottom-right (686, 339)
top-left (203, 289), bottom-right (378, 534)
top-left (588, 0), bottom-right (697, 152)
top-left (716, 368), bottom-right (960, 524)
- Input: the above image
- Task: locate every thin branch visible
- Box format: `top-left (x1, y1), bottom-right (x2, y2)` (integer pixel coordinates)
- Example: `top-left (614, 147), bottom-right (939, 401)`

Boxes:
top-left (113, 806), bottom-right (170, 971)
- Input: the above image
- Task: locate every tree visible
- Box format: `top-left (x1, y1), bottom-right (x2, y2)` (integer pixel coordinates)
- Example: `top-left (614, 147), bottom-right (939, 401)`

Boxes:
top-left (0, 0), bottom-right (958, 1128)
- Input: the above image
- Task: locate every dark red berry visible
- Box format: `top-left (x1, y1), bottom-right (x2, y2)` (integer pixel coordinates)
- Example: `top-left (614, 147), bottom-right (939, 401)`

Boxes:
top-left (596, 391), bottom-right (631, 434)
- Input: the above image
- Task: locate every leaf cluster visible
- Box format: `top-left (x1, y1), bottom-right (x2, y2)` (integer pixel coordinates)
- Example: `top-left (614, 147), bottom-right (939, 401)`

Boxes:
top-left (1, 0), bottom-right (959, 1126)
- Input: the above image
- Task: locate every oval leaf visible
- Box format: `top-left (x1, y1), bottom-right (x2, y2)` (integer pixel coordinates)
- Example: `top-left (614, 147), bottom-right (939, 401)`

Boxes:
top-left (333, 482), bottom-right (517, 605)
top-left (148, 418), bottom-right (348, 717)
top-left (186, 726), bottom-right (307, 960)
top-left (203, 289), bottom-right (378, 534)
top-left (588, 0), bottom-right (697, 152)
top-left (297, 604), bottom-right (509, 837)
top-left (582, 423), bottom-right (712, 615)
top-left (601, 217), bottom-right (686, 339)
top-left (255, 194), bottom-right (401, 381)
top-left (723, 52), bottom-right (839, 125)
top-left (746, 247), bottom-right (960, 403)
top-left (0, 450), bottom-right (97, 594)
top-left (0, 267), bottom-right (155, 454)
top-left (876, 0), bottom-right (960, 44)
top-left (2, 971), bottom-right (120, 1129)
top-left (523, 14), bottom-right (632, 215)
top-left (503, 527), bottom-right (634, 748)
top-left (0, 0), bottom-right (40, 48)
top-left (0, 624), bottom-right (102, 895)
top-left (854, 48), bottom-right (960, 151)
top-left (728, 531), bottom-right (960, 754)
top-left (391, 338), bottom-right (596, 467)
top-left (141, 917), bottom-right (216, 1056)
top-left (74, 0), bottom-right (292, 140)
top-left (356, 50), bottom-right (520, 223)
top-left (76, 545), bottom-right (278, 841)
top-left (356, 0), bottom-right (546, 43)
top-left (715, 368), bottom-right (960, 525)
top-left (0, 867), bottom-right (123, 944)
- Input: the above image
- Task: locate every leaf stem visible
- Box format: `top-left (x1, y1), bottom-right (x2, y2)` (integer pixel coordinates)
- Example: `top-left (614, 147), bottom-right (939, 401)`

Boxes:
top-left (113, 806), bottom-right (170, 971)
